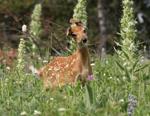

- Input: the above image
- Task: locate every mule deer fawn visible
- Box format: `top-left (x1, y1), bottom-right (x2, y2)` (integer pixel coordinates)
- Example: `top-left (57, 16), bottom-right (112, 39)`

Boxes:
top-left (30, 19), bottom-right (93, 89)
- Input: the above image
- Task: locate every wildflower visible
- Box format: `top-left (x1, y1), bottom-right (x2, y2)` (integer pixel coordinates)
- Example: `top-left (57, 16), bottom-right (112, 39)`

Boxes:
top-left (29, 3), bottom-right (42, 55)
top-left (123, 62), bottom-right (127, 66)
top-left (34, 110), bottom-right (41, 115)
top-left (73, 0), bottom-right (87, 26)
top-left (119, 99), bottom-right (124, 103)
top-left (116, 0), bottom-right (137, 81)
top-left (30, 3), bottom-right (42, 37)
top-left (139, 56), bottom-right (145, 63)
top-left (63, 96), bottom-right (67, 99)
top-left (50, 97), bottom-right (54, 101)
top-left (25, 73), bottom-right (30, 76)
top-left (58, 108), bottom-right (66, 112)
top-left (123, 76), bottom-right (126, 80)
top-left (6, 66), bottom-right (10, 70)
top-left (105, 60), bottom-right (108, 64)
top-left (43, 60), bottom-right (48, 63)
top-left (20, 111), bottom-right (27, 116)
top-left (117, 78), bottom-right (120, 82)
top-left (22, 24), bottom-right (27, 33)
top-left (38, 57), bottom-right (42, 60)
top-left (109, 76), bottom-right (112, 79)
top-left (91, 63), bottom-right (95, 66)
top-left (87, 74), bottom-right (94, 81)
top-left (17, 38), bottom-right (25, 72)
top-left (127, 94), bottom-right (137, 116)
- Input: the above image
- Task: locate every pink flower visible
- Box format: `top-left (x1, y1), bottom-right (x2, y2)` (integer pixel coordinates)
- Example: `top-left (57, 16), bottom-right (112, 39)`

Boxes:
top-left (87, 75), bottom-right (94, 81)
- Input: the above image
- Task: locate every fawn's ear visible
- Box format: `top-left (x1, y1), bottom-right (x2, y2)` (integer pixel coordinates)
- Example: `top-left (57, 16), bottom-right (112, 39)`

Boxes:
top-left (66, 27), bottom-right (71, 36)
top-left (70, 18), bottom-right (82, 26)
top-left (69, 18), bottom-right (78, 24)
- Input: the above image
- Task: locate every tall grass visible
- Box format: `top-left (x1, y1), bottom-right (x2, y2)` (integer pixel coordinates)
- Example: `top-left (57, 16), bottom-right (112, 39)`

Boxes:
top-left (0, 0), bottom-right (150, 115)
top-left (0, 56), bottom-right (150, 115)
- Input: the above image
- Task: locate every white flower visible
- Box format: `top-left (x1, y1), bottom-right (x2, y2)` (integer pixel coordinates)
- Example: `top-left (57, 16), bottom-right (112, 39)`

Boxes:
top-left (105, 60), bottom-right (108, 64)
top-left (63, 96), bottom-right (67, 99)
top-left (58, 108), bottom-right (66, 112)
top-left (20, 111), bottom-right (27, 116)
top-left (91, 63), bottom-right (95, 66)
top-left (137, 12), bottom-right (144, 23)
top-left (6, 66), bottom-right (10, 70)
top-left (123, 76), bottom-right (126, 80)
top-left (22, 24), bottom-right (27, 33)
top-left (117, 78), bottom-right (120, 82)
top-left (34, 110), bottom-right (41, 115)
top-left (50, 97), bottom-right (54, 101)
top-left (43, 60), bottom-right (48, 63)
top-left (119, 99), bottom-right (124, 103)
top-left (123, 62), bottom-right (127, 66)
top-left (109, 76), bottom-right (112, 79)
top-left (38, 57), bottom-right (42, 60)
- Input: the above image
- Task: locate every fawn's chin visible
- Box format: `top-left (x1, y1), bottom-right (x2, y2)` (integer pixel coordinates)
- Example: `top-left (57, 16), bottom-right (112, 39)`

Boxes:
top-left (79, 43), bottom-right (87, 48)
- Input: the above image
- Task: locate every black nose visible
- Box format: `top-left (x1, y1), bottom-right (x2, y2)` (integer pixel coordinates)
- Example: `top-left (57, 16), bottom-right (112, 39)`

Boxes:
top-left (82, 38), bottom-right (87, 43)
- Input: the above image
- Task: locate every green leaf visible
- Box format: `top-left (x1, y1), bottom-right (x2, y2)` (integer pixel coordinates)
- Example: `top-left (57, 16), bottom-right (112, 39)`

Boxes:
top-left (116, 60), bottom-right (125, 71)
top-left (134, 64), bottom-right (149, 73)
top-left (125, 67), bottom-right (131, 82)
top-left (121, 50), bottom-right (130, 60)
top-left (131, 59), bottom-right (139, 72)
top-left (116, 60), bottom-right (131, 82)
top-left (84, 84), bottom-right (94, 109)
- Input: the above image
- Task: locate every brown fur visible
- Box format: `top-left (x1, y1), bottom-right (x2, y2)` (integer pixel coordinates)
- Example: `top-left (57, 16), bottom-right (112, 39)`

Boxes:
top-left (37, 19), bottom-right (92, 89)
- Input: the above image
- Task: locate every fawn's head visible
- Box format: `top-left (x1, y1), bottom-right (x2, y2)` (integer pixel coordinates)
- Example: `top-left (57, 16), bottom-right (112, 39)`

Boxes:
top-left (67, 19), bottom-right (87, 47)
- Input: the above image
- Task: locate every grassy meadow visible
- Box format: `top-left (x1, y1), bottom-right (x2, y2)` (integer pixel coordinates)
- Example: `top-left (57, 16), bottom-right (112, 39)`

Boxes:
top-left (0, 55), bottom-right (150, 116)
top-left (0, 0), bottom-right (150, 116)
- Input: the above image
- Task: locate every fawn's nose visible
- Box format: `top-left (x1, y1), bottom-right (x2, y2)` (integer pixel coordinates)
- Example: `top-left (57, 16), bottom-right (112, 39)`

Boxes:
top-left (82, 38), bottom-right (87, 44)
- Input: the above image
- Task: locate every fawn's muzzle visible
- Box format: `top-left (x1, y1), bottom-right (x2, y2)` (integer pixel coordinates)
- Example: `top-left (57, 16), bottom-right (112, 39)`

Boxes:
top-left (82, 38), bottom-right (87, 44)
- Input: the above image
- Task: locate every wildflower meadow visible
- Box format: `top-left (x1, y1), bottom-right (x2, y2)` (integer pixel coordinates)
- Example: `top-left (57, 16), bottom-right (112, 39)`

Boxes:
top-left (0, 0), bottom-right (150, 116)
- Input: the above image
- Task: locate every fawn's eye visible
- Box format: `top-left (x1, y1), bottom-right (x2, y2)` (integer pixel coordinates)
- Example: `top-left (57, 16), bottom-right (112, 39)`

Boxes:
top-left (83, 29), bottom-right (86, 33)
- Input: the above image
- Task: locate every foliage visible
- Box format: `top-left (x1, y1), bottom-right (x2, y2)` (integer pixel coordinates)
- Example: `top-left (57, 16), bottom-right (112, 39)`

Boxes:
top-left (116, 0), bottom-right (139, 82)
top-left (29, 3), bottom-right (42, 55)
top-left (120, 0), bottom-right (137, 58)
top-left (115, 1), bottom-right (149, 115)
top-left (0, 56), bottom-right (150, 115)
top-left (73, 0), bottom-right (87, 26)
top-left (0, 0), bottom-right (150, 116)
top-left (16, 38), bottom-right (26, 73)
top-left (0, 0), bottom-right (35, 13)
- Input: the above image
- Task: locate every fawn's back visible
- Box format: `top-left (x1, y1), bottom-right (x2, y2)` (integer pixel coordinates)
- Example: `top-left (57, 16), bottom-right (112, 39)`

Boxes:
top-left (36, 19), bottom-right (92, 88)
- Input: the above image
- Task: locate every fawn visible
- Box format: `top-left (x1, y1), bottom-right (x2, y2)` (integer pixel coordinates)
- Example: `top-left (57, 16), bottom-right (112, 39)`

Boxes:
top-left (30, 19), bottom-right (93, 89)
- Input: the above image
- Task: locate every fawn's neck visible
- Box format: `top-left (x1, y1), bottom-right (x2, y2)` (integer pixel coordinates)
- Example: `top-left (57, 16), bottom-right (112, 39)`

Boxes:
top-left (76, 46), bottom-right (90, 66)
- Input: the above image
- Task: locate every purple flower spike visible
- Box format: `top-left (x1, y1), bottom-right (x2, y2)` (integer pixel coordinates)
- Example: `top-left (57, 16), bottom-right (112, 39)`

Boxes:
top-left (87, 74), bottom-right (94, 81)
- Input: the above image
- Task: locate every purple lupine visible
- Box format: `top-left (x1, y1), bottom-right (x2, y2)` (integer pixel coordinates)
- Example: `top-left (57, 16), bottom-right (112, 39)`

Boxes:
top-left (127, 94), bottom-right (137, 116)
top-left (87, 74), bottom-right (94, 81)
